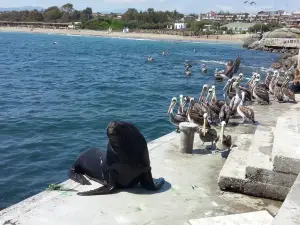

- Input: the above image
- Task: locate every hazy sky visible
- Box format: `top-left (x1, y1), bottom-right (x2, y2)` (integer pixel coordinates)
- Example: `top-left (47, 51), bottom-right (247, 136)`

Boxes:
top-left (1, 0), bottom-right (300, 13)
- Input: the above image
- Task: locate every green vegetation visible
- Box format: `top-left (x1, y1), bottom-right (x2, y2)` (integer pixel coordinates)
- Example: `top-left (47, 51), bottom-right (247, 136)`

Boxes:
top-left (0, 3), bottom-right (184, 30)
top-left (0, 3), bottom-right (285, 33)
top-left (248, 23), bottom-right (283, 33)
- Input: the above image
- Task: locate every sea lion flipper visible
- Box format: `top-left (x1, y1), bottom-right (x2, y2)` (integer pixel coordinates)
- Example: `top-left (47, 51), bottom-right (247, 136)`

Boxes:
top-left (153, 178), bottom-right (165, 190)
top-left (140, 170), bottom-right (165, 191)
top-left (68, 168), bottom-right (91, 185)
top-left (77, 184), bottom-right (115, 196)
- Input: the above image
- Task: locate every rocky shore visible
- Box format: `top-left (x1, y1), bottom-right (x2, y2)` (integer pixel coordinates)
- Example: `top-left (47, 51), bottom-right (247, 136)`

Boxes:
top-left (243, 28), bottom-right (300, 70)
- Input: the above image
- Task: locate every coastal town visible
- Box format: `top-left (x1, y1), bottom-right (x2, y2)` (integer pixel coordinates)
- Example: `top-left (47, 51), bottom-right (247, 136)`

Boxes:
top-left (0, 6), bottom-right (299, 33)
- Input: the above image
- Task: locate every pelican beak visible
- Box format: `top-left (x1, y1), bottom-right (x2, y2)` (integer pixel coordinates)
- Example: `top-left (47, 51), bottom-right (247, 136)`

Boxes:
top-left (223, 82), bottom-right (229, 92)
top-left (205, 92), bottom-right (211, 102)
top-left (167, 101), bottom-right (174, 114)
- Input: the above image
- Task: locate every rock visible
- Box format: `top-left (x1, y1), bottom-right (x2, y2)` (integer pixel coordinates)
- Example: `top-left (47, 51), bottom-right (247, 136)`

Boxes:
top-left (242, 34), bottom-right (262, 49)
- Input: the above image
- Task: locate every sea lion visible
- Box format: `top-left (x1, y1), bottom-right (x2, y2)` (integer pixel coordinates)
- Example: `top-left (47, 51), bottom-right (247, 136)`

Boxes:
top-left (68, 121), bottom-right (165, 196)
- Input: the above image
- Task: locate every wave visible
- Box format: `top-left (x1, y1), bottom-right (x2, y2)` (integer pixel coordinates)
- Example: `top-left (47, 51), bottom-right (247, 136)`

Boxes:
top-left (107, 36), bottom-right (158, 42)
top-left (200, 60), bottom-right (227, 65)
top-left (65, 34), bottom-right (83, 37)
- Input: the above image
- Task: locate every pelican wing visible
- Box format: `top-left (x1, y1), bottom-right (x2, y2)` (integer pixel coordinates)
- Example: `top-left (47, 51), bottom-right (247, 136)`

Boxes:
top-left (173, 114), bottom-right (187, 123)
top-left (255, 88), bottom-right (269, 103)
top-left (239, 87), bottom-right (252, 100)
top-left (282, 87), bottom-right (295, 101)
top-left (239, 106), bottom-right (255, 121)
top-left (274, 86), bottom-right (284, 101)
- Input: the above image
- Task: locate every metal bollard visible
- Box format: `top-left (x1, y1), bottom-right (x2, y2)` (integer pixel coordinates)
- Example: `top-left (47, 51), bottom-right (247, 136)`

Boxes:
top-left (179, 122), bottom-right (198, 154)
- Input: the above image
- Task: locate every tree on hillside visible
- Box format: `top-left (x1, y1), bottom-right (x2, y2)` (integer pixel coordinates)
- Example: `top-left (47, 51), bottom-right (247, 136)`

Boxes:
top-left (43, 6), bottom-right (62, 22)
top-left (122, 8), bottom-right (139, 21)
top-left (80, 7), bottom-right (93, 21)
top-left (71, 10), bottom-right (81, 21)
top-left (61, 3), bottom-right (74, 13)
top-left (27, 10), bottom-right (44, 21)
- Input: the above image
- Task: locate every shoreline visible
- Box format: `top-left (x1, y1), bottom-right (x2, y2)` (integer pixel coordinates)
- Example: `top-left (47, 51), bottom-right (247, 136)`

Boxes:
top-left (0, 26), bottom-right (245, 44)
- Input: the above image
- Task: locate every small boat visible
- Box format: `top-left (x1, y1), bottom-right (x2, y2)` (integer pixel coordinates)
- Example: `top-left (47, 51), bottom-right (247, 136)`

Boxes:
top-left (147, 57), bottom-right (154, 61)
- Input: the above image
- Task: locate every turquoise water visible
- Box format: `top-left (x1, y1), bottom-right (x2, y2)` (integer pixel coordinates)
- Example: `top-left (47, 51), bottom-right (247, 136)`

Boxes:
top-left (0, 32), bottom-right (279, 208)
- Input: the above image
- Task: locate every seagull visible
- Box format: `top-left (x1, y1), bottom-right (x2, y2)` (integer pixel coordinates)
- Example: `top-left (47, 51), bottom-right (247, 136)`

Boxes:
top-left (250, 1), bottom-right (256, 5)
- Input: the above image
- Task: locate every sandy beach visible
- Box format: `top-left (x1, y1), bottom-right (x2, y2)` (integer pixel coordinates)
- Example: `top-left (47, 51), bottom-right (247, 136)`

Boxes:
top-left (0, 26), bottom-right (246, 43)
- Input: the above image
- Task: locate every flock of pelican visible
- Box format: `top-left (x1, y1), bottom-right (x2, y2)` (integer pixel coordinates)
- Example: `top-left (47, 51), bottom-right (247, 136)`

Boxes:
top-left (167, 70), bottom-right (296, 151)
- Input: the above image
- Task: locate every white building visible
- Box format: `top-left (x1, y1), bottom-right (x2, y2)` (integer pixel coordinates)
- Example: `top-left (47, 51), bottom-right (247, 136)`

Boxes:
top-left (174, 23), bottom-right (187, 29)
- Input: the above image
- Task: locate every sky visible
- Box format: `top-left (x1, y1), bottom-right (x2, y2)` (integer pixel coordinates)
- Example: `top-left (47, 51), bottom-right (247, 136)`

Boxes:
top-left (1, 0), bottom-right (300, 14)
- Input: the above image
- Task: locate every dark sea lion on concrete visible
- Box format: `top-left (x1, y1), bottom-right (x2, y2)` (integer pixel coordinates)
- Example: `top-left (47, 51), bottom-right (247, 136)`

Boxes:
top-left (68, 121), bottom-right (165, 196)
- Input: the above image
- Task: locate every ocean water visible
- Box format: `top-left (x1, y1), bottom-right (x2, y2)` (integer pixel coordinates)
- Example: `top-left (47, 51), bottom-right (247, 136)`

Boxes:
top-left (0, 32), bottom-right (279, 208)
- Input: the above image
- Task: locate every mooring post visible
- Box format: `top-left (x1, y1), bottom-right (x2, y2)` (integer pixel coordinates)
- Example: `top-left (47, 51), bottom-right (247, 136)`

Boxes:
top-left (179, 122), bottom-right (198, 154)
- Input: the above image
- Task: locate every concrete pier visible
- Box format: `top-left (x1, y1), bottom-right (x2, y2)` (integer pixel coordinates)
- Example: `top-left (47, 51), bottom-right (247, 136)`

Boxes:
top-left (0, 131), bottom-right (281, 225)
top-left (1, 94), bottom-right (300, 224)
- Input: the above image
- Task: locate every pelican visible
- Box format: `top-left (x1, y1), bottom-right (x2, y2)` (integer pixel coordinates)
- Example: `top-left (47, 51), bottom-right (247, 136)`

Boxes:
top-left (198, 84), bottom-right (209, 103)
top-left (281, 77), bottom-right (296, 102)
top-left (219, 95), bottom-right (231, 125)
top-left (211, 85), bottom-right (225, 109)
top-left (229, 85), bottom-right (242, 115)
top-left (215, 121), bottom-right (232, 151)
top-left (269, 71), bottom-right (279, 94)
top-left (199, 113), bottom-right (218, 149)
top-left (187, 98), bottom-right (211, 129)
top-left (257, 74), bottom-right (269, 88)
top-left (274, 77), bottom-right (284, 102)
top-left (237, 92), bottom-right (256, 124)
top-left (265, 72), bottom-right (272, 87)
top-left (201, 64), bottom-right (207, 73)
top-left (168, 97), bottom-right (187, 132)
top-left (223, 78), bottom-right (236, 100)
top-left (214, 68), bottom-right (224, 81)
top-left (186, 70), bottom-right (191, 76)
top-left (205, 89), bottom-right (220, 123)
top-left (253, 78), bottom-right (270, 104)
top-left (177, 94), bottom-right (188, 115)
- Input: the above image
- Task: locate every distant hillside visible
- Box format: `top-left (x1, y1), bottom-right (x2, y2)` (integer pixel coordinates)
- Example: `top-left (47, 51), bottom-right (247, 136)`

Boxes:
top-left (0, 6), bottom-right (43, 12)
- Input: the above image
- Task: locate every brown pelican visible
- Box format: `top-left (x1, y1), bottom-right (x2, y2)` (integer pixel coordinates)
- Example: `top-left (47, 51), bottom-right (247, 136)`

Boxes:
top-left (168, 97), bottom-right (187, 132)
top-left (265, 72), bottom-right (272, 87)
top-left (177, 95), bottom-right (184, 114)
top-left (211, 85), bottom-right (225, 109)
top-left (269, 71), bottom-right (279, 94)
top-left (206, 89), bottom-right (220, 123)
top-left (214, 68), bottom-right (224, 81)
top-left (223, 78), bottom-right (236, 100)
top-left (219, 96), bottom-right (231, 125)
top-left (187, 98), bottom-right (211, 129)
top-left (255, 73), bottom-right (269, 90)
top-left (199, 113), bottom-right (218, 149)
top-left (201, 64), bottom-right (207, 73)
top-left (186, 68), bottom-right (191, 76)
top-left (178, 95), bottom-right (189, 115)
top-left (281, 77), bottom-right (296, 102)
top-left (198, 84), bottom-right (209, 102)
top-left (274, 78), bottom-right (284, 102)
top-left (252, 78), bottom-right (270, 104)
top-left (237, 92), bottom-right (255, 124)
top-left (229, 85), bottom-right (242, 115)
top-left (215, 121), bottom-right (232, 151)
